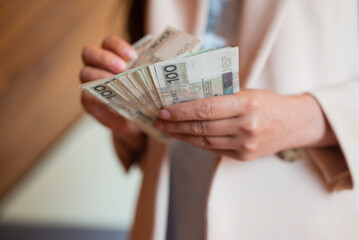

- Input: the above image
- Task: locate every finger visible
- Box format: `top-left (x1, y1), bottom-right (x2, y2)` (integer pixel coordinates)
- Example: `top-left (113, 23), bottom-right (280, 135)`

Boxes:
top-left (155, 118), bottom-right (238, 136)
top-left (213, 149), bottom-right (255, 162)
top-left (82, 92), bottom-right (144, 150)
top-left (80, 66), bottom-right (114, 83)
top-left (81, 93), bottom-right (134, 134)
top-left (102, 36), bottom-right (138, 61)
top-left (170, 134), bottom-right (234, 150)
top-left (212, 149), bottom-right (237, 158)
top-left (158, 94), bottom-right (244, 121)
top-left (113, 130), bottom-right (146, 152)
top-left (82, 45), bottom-right (127, 73)
top-left (211, 150), bottom-right (241, 160)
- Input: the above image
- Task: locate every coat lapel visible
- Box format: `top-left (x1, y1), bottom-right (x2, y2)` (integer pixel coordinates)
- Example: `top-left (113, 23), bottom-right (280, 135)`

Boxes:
top-left (238, 0), bottom-right (290, 88)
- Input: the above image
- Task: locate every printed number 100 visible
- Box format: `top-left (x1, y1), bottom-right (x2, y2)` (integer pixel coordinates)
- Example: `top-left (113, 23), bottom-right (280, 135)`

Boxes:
top-left (164, 65), bottom-right (179, 83)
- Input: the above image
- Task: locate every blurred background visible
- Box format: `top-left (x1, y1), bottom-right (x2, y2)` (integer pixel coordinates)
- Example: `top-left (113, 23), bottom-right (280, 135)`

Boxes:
top-left (0, 1), bottom-right (141, 239)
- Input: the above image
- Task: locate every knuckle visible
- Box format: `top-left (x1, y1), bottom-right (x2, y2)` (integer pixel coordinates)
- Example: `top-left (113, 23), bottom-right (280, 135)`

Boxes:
top-left (197, 101), bottom-right (213, 119)
top-left (240, 141), bottom-right (258, 153)
top-left (243, 118), bottom-right (260, 135)
top-left (199, 136), bottom-right (212, 148)
top-left (245, 94), bottom-right (260, 112)
top-left (191, 121), bottom-right (206, 135)
top-left (174, 109), bottom-right (186, 121)
top-left (193, 136), bottom-right (211, 148)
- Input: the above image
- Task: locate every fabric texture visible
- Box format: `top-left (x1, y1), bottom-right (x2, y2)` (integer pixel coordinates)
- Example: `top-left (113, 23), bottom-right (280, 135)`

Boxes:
top-left (166, 1), bottom-right (241, 239)
top-left (119, 0), bottom-right (359, 239)
top-left (166, 141), bottom-right (218, 240)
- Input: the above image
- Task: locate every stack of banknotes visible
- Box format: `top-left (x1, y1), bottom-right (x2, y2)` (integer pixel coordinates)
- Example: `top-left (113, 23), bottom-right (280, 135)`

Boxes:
top-left (80, 27), bottom-right (239, 141)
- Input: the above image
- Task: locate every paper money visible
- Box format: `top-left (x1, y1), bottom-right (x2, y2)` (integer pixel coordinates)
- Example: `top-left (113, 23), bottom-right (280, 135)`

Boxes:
top-left (130, 26), bottom-right (201, 67)
top-left (80, 26), bottom-right (240, 141)
top-left (81, 26), bottom-right (199, 104)
top-left (80, 27), bottom-right (200, 140)
top-left (150, 47), bottom-right (239, 106)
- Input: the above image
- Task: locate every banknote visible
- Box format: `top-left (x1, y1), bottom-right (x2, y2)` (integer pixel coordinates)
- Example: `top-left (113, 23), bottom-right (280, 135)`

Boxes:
top-left (130, 26), bottom-right (200, 67)
top-left (81, 26), bottom-right (199, 109)
top-left (80, 27), bottom-right (200, 140)
top-left (80, 27), bottom-right (240, 141)
top-left (150, 47), bottom-right (239, 106)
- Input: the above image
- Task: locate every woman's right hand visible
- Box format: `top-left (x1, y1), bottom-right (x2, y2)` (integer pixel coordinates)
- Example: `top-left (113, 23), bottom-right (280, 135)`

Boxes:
top-left (80, 36), bottom-right (146, 152)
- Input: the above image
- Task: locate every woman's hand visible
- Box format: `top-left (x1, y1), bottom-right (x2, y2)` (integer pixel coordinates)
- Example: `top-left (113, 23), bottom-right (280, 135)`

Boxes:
top-left (154, 90), bottom-right (337, 161)
top-left (80, 36), bottom-right (146, 152)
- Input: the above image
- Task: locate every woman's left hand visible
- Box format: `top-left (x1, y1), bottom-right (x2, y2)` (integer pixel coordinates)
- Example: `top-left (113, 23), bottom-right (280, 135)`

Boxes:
top-left (154, 89), bottom-right (337, 161)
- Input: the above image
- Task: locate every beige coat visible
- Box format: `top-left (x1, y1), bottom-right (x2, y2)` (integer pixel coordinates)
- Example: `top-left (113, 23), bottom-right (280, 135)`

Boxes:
top-left (116, 0), bottom-right (359, 239)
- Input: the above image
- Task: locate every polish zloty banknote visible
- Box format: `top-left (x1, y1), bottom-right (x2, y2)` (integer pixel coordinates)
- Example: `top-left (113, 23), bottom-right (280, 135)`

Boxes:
top-left (80, 26), bottom-right (199, 108)
top-left (80, 27), bottom-right (200, 140)
top-left (80, 27), bottom-right (240, 141)
top-left (151, 47), bottom-right (239, 107)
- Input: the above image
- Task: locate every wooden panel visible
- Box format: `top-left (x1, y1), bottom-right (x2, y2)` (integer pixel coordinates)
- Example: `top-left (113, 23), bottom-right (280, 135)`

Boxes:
top-left (0, 0), bottom-right (129, 199)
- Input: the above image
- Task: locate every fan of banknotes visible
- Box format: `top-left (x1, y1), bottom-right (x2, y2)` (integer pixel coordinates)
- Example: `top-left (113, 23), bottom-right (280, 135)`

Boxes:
top-left (80, 26), bottom-right (239, 141)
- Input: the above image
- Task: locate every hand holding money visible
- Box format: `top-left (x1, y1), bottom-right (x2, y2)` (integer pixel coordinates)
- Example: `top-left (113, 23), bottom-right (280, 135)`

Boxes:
top-left (80, 27), bottom-right (240, 141)
top-left (80, 36), bottom-right (146, 152)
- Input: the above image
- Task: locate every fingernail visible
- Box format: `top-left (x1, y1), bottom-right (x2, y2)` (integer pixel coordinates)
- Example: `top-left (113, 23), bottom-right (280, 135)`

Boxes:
top-left (154, 120), bottom-right (163, 130)
top-left (112, 58), bottom-right (126, 72)
top-left (123, 48), bottom-right (138, 61)
top-left (159, 110), bottom-right (171, 119)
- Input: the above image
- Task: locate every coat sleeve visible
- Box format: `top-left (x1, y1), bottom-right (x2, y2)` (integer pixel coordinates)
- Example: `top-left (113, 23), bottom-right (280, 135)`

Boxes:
top-left (304, 0), bottom-right (359, 191)
top-left (112, 132), bottom-right (147, 172)
top-left (307, 77), bottom-right (359, 191)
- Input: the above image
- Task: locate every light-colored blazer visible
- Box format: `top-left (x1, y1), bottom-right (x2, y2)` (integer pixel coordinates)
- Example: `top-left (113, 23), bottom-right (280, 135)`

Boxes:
top-left (116, 0), bottom-right (359, 239)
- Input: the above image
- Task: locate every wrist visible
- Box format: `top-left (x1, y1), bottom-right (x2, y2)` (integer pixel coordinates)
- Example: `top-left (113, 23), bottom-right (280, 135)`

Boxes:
top-left (113, 128), bottom-right (146, 153)
top-left (285, 94), bottom-right (337, 149)
top-left (112, 131), bottom-right (146, 170)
